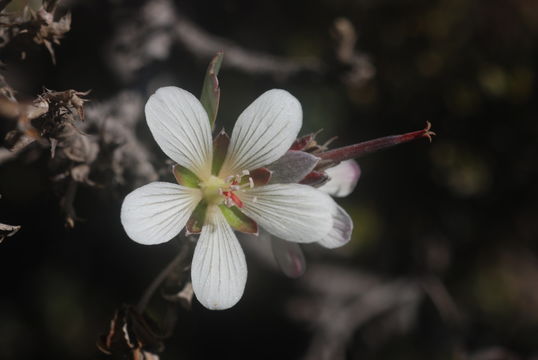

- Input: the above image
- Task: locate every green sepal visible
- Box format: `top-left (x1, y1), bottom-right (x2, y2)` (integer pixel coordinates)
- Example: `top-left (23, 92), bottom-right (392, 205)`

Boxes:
top-left (212, 129), bottom-right (230, 175)
top-left (218, 205), bottom-right (258, 234)
top-left (173, 164), bottom-right (200, 188)
top-left (200, 51), bottom-right (224, 130)
top-left (186, 201), bottom-right (208, 234)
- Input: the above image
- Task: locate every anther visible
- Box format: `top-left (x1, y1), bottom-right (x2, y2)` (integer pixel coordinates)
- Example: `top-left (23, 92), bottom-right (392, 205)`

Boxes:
top-left (224, 197), bottom-right (234, 207)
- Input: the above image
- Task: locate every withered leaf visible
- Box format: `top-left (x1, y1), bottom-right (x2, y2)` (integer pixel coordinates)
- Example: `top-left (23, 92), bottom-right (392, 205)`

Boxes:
top-left (97, 305), bottom-right (163, 360)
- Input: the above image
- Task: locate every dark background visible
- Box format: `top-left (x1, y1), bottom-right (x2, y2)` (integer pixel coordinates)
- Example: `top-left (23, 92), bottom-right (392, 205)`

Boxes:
top-left (1, 0), bottom-right (538, 359)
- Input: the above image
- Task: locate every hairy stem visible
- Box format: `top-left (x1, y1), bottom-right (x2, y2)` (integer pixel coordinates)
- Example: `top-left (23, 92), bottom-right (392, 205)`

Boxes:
top-left (318, 122), bottom-right (435, 167)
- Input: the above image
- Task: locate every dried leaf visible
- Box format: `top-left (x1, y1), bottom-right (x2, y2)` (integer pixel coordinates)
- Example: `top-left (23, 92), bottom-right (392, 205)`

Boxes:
top-left (97, 305), bottom-right (163, 359)
top-left (0, 3), bottom-right (71, 62)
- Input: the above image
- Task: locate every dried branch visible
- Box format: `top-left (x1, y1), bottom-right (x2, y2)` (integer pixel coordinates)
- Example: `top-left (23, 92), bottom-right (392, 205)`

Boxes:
top-left (0, 1), bottom-right (71, 63)
top-left (331, 18), bottom-right (376, 88)
top-left (469, 347), bottom-right (520, 360)
top-left (173, 10), bottom-right (321, 78)
top-left (83, 91), bottom-right (158, 188)
top-left (421, 275), bottom-right (465, 327)
top-left (0, 1), bottom-right (10, 12)
top-left (97, 304), bottom-right (163, 360)
top-left (107, 0), bottom-right (373, 84)
top-left (0, 147), bottom-right (17, 163)
top-left (0, 193), bottom-right (20, 243)
top-left (1, 88), bottom-right (159, 226)
top-left (288, 264), bottom-right (422, 360)
top-left (0, 221), bottom-right (20, 242)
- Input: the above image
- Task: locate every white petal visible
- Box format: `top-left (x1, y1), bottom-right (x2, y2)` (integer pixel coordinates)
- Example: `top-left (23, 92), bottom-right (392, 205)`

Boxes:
top-left (318, 203), bottom-right (353, 249)
top-left (319, 160), bottom-right (361, 197)
top-left (240, 184), bottom-right (335, 243)
top-left (220, 89), bottom-right (302, 176)
top-left (120, 182), bottom-right (201, 245)
top-left (191, 206), bottom-right (247, 310)
top-left (145, 86), bottom-right (213, 179)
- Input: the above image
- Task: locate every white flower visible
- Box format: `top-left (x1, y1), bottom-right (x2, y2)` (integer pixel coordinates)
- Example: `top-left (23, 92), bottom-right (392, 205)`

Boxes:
top-left (259, 159), bottom-right (360, 278)
top-left (121, 86), bottom-right (349, 310)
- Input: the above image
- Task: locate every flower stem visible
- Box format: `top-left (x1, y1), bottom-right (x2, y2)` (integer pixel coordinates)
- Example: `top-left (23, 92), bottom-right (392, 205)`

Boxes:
top-left (136, 239), bottom-right (192, 313)
top-left (318, 121), bottom-right (435, 165)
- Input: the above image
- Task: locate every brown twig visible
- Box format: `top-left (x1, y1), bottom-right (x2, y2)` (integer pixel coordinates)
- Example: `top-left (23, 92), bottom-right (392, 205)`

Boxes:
top-left (173, 11), bottom-right (321, 77)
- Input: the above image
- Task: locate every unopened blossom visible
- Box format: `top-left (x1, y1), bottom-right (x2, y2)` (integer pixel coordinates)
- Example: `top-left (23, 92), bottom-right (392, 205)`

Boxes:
top-left (121, 87), bottom-right (352, 310)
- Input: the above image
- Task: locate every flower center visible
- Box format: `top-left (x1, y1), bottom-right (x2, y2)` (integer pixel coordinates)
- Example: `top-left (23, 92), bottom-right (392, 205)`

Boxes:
top-left (198, 171), bottom-right (254, 208)
top-left (199, 175), bottom-right (226, 205)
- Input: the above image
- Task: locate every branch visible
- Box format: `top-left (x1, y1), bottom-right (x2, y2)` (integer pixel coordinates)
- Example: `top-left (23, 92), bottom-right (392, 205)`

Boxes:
top-left (288, 264), bottom-right (422, 360)
top-left (0, 221), bottom-right (20, 243)
top-left (173, 11), bottom-right (321, 77)
top-left (107, 0), bottom-right (372, 84)
top-left (331, 18), bottom-right (376, 87)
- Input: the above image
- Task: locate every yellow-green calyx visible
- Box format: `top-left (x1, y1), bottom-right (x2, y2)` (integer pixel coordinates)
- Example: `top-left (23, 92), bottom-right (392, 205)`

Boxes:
top-left (199, 175), bottom-right (226, 205)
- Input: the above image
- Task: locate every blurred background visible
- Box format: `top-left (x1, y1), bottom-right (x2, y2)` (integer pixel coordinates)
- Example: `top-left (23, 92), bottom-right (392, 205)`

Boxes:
top-left (0, 0), bottom-right (537, 359)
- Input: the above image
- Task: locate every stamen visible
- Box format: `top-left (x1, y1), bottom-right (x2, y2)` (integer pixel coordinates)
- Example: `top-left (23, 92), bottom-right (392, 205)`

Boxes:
top-left (224, 197), bottom-right (234, 207)
top-left (220, 170), bottom-right (252, 208)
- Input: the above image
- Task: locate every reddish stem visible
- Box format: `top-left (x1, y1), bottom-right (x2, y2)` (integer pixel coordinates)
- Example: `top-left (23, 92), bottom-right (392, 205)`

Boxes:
top-left (318, 122), bottom-right (435, 164)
